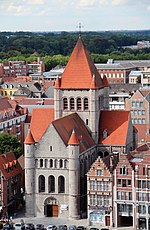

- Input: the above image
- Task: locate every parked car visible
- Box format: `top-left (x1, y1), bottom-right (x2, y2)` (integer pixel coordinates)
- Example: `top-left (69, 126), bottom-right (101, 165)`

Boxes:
top-left (15, 223), bottom-right (25, 230)
top-left (25, 223), bottom-right (35, 230)
top-left (76, 226), bottom-right (85, 230)
top-left (58, 225), bottom-right (67, 230)
top-left (101, 228), bottom-right (109, 230)
top-left (47, 225), bottom-right (57, 230)
top-left (35, 224), bottom-right (45, 230)
top-left (68, 226), bottom-right (76, 230)
top-left (90, 228), bottom-right (99, 230)
top-left (3, 223), bottom-right (13, 230)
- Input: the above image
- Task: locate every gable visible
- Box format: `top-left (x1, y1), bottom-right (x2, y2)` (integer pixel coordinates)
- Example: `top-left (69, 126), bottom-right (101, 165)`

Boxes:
top-left (30, 108), bottom-right (54, 142)
top-left (52, 113), bottom-right (95, 152)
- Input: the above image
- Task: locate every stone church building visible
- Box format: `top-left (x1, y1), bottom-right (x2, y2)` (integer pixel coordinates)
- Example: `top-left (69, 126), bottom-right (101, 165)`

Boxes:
top-left (24, 36), bottom-right (136, 219)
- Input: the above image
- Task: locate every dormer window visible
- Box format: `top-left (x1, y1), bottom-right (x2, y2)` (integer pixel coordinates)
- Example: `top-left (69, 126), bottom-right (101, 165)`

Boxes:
top-left (103, 129), bottom-right (108, 139)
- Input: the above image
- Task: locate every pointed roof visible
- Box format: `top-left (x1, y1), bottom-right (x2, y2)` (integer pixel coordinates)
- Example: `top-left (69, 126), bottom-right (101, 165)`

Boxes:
top-left (68, 129), bottom-right (79, 145)
top-left (24, 130), bottom-right (35, 144)
top-left (30, 108), bottom-right (54, 142)
top-left (52, 113), bottom-right (95, 152)
top-left (55, 36), bottom-right (104, 89)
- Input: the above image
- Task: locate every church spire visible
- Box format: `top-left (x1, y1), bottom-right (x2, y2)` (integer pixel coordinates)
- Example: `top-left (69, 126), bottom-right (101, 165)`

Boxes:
top-left (55, 36), bottom-right (104, 89)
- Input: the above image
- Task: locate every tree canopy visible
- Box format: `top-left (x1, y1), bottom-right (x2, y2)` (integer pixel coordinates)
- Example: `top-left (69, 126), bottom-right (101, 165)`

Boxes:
top-left (0, 133), bottom-right (22, 158)
top-left (0, 30), bottom-right (150, 70)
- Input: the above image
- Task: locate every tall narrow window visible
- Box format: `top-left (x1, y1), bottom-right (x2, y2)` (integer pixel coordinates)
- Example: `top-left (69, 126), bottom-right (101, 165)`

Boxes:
top-left (59, 159), bottom-right (63, 168)
top-left (77, 98), bottom-right (82, 110)
top-left (39, 175), bottom-right (45, 192)
top-left (63, 98), bottom-right (68, 110)
top-left (70, 98), bottom-right (75, 110)
top-left (48, 175), bottom-right (55, 193)
top-left (58, 176), bottom-right (65, 193)
top-left (40, 159), bottom-right (43, 167)
top-left (50, 159), bottom-right (53, 168)
top-left (84, 98), bottom-right (88, 110)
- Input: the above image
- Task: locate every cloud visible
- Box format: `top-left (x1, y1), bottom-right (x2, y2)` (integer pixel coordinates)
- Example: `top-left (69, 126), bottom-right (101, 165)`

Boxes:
top-left (112, 0), bottom-right (128, 5)
top-left (25, 0), bottom-right (45, 5)
top-left (147, 5), bottom-right (150, 10)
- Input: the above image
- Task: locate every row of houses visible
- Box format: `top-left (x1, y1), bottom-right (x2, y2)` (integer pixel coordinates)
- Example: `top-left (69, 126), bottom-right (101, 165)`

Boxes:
top-left (87, 144), bottom-right (150, 229)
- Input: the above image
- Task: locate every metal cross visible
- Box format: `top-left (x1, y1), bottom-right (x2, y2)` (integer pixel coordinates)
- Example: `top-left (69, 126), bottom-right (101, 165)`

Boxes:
top-left (77, 23), bottom-right (84, 36)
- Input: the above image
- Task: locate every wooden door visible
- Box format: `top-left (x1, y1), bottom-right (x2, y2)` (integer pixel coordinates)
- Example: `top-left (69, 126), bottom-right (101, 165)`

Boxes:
top-left (52, 205), bottom-right (58, 217)
top-left (105, 216), bottom-right (110, 226)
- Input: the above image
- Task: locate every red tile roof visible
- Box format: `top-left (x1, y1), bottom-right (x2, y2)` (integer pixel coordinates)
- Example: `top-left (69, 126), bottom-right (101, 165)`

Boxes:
top-left (29, 108), bottom-right (54, 142)
top-left (134, 124), bottom-right (150, 144)
top-left (99, 110), bottom-right (130, 145)
top-left (24, 130), bottom-right (35, 144)
top-left (55, 36), bottom-right (104, 89)
top-left (53, 113), bottom-right (95, 152)
top-left (0, 152), bottom-right (22, 179)
top-left (68, 129), bottom-right (79, 145)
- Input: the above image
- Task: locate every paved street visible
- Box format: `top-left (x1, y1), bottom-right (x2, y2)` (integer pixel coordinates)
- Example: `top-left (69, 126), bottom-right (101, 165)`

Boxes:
top-left (12, 209), bottom-right (135, 230)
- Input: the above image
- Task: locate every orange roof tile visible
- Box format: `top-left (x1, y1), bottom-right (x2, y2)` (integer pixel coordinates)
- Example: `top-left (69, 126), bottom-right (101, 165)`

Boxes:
top-left (24, 130), bottom-right (35, 144)
top-left (99, 110), bottom-right (130, 145)
top-left (56, 36), bottom-right (104, 89)
top-left (68, 129), bottom-right (79, 145)
top-left (30, 108), bottom-right (54, 142)
top-left (53, 113), bottom-right (95, 152)
top-left (0, 152), bottom-right (22, 179)
top-left (134, 124), bottom-right (150, 144)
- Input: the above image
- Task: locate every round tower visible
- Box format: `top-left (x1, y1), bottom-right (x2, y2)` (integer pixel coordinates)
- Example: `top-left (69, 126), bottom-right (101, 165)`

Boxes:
top-left (68, 130), bottom-right (80, 219)
top-left (24, 130), bottom-right (36, 216)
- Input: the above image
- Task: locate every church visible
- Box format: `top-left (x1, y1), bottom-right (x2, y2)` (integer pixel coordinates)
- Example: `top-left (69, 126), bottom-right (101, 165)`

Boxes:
top-left (24, 36), bottom-right (136, 219)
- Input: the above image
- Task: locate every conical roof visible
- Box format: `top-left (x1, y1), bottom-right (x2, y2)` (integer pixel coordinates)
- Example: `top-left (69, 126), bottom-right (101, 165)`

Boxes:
top-left (55, 36), bottom-right (104, 89)
top-left (24, 130), bottom-right (35, 144)
top-left (68, 129), bottom-right (79, 145)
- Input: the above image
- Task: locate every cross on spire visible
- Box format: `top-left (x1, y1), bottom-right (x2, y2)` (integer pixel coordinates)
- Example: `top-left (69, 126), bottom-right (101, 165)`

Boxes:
top-left (77, 23), bottom-right (84, 36)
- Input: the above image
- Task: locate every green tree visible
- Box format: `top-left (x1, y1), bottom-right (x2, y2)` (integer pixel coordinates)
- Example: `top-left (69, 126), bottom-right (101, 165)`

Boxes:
top-left (0, 133), bottom-right (22, 158)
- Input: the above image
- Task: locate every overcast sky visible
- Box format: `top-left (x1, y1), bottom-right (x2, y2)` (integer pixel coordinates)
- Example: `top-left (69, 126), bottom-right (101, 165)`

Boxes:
top-left (0, 0), bottom-right (150, 32)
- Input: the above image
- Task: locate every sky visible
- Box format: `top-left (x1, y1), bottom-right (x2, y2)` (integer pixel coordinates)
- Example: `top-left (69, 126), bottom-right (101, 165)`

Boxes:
top-left (0, 0), bottom-right (150, 32)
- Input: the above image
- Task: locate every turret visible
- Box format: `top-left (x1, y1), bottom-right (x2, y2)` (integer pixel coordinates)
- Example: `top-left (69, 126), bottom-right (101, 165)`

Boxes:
top-left (24, 131), bottom-right (36, 216)
top-left (68, 130), bottom-right (80, 219)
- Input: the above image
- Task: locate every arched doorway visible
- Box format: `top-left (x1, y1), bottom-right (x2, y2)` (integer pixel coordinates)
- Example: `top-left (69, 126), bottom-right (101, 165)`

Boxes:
top-left (44, 197), bottom-right (59, 217)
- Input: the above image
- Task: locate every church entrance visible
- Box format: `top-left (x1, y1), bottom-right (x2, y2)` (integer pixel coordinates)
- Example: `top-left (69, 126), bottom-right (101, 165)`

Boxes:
top-left (44, 197), bottom-right (59, 217)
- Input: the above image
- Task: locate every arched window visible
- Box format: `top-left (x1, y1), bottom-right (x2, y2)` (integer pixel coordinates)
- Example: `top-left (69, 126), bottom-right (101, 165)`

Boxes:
top-left (59, 159), bottom-right (63, 168)
top-left (40, 159), bottom-right (43, 167)
top-left (70, 98), bottom-right (75, 110)
top-left (50, 159), bottom-right (53, 168)
top-left (84, 98), bottom-right (89, 110)
top-left (48, 175), bottom-right (55, 193)
top-left (58, 176), bottom-right (65, 193)
top-left (63, 98), bottom-right (68, 110)
top-left (39, 175), bottom-right (45, 192)
top-left (77, 98), bottom-right (82, 110)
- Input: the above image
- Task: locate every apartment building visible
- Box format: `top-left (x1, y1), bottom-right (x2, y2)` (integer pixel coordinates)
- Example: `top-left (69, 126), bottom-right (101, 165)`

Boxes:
top-left (0, 97), bottom-right (27, 143)
top-left (0, 152), bottom-right (23, 217)
top-left (87, 155), bottom-right (118, 227)
top-left (125, 88), bottom-right (150, 145)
